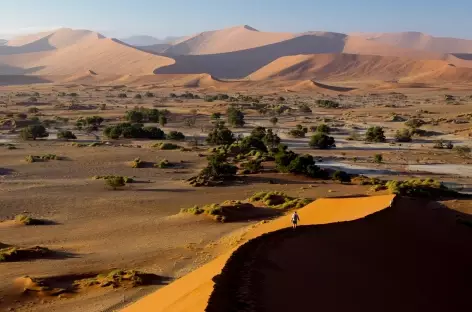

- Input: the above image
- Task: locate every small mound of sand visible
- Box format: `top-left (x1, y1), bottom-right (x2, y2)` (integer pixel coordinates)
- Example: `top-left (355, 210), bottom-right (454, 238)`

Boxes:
top-left (0, 245), bottom-right (52, 262)
top-left (15, 270), bottom-right (164, 299)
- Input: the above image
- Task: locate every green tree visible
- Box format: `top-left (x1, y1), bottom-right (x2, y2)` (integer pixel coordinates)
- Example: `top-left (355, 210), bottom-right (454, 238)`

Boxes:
top-left (269, 116), bottom-right (278, 126)
top-left (263, 129), bottom-right (281, 149)
top-left (20, 125), bottom-right (49, 140)
top-left (227, 107), bottom-right (245, 127)
top-left (309, 133), bottom-right (335, 149)
top-left (159, 115), bottom-right (168, 127)
top-left (125, 110), bottom-right (144, 123)
top-left (206, 121), bottom-right (235, 145)
top-left (374, 154), bottom-right (383, 163)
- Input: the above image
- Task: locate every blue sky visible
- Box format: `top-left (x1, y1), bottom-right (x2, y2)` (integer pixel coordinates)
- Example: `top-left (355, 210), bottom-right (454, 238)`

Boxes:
top-left (1, 0), bottom-right (471, 39)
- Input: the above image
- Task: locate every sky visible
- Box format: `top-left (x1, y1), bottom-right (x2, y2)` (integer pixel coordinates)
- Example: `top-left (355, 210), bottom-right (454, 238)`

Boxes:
top-left (1, 0), bottom-right (471, 39)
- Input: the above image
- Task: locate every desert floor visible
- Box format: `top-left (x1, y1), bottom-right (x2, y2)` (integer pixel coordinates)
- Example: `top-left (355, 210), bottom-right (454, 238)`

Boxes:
top-left (1, 82), bottom-right (471, 311)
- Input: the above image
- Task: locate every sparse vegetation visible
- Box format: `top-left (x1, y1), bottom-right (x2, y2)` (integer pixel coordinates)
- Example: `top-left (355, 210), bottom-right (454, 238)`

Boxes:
top-left (57, 130), bottom-right (77, 140)
top-left (309, 132), bottom-right (336, 149)
top-left (333, 170), bottom-right (351, 183)
top-left (20, 125), bottom-right (49, 140)
top-left (206, 121), bottom-right (235, 145)
top-left (25, 154), bottom-right (62, 163)
top-left (227, 107), bottom-right (245, 127)
top-left (394, 128), bottom-right (412, 142)
top-left (365, 126), bottom-right (386, 143)
top-left (0, 244), bottom-right (52, 262)
top-left (385, 179), bottom-right (458, 198)
top-left (166, 131), bottom-right (185, 141)
top-left (104, 176), bottom-right (126, 190)
top-left (14, 214), bottom-right (44, 225)
top-left (374, 154), bottom-right (383, 163)
top-left (152, 142), bottom-right (181, 150)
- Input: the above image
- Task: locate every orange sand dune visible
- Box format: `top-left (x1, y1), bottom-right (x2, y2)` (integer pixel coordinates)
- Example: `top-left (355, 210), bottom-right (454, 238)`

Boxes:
top-left (0, 37), bottom-right (175, 76)
top-left (249, 53), bottom-right (472, 82)
top-left (122, 195), bottom-right (394, 312)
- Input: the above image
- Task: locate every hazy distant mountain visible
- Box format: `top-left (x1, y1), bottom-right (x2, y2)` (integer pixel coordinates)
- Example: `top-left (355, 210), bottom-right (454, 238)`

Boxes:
top-left (120, 35), bottom-right (182, 47)
top-left (0, 39), bottom-right (8, 46)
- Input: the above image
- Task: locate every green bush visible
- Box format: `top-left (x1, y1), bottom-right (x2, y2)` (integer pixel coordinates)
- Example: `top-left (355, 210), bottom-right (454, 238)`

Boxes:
top-left (156, 159), bottom-right (173, 168)
top-left (405, 118), bottom-right (425, 129)
top-left (269, 116), bottom-right (278, 126)
top-left (374, 154), bottom-right (383, 163)
top-left (241, 159), bottom-right (263, 174)
top-left (152, 142), bottom-right (181, 150)
top-left (288, 129), bottom-right (306, 138)
top-left (333, 170), bottom-right (351, 183)
top-left (385, 179), bottom-right (457, 198)
top-left (394, 129), bottom-right (412, 142)
top-left (57, 130), bottom-right (77, 140)
top-left (105, 176), bottom-right (126, 190)
top-left (316, 124), bottom-right (330, 134)
top-left (166, 131), bottom-right (185, 141)
top-left (131, 157), bottom-right (144, 168)
top-left (365, 126), bottom-right (386, 143)
top-left (309, 133), bottom-right (335, 149)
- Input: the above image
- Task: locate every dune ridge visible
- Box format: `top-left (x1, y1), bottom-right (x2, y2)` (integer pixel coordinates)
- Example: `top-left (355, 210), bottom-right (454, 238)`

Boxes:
top-left (121, 195), bottom-right (394, 312)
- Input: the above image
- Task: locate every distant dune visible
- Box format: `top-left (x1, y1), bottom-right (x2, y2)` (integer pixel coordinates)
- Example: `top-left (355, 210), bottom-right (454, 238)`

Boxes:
top-left (249, 53), bottom-right (472, 82)
top-left (2, 26), bottom-right (472, 86)
top-left (0, 34), bottom-right (175, 75)
top-left (164, 25), bottom-right (295, 55)
top-left (353, 31), bottom-right (472, 54)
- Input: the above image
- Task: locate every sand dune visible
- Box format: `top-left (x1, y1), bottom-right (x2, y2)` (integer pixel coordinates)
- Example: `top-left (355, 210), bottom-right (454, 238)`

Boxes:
top-left (164, 25), bottom-right (295, 55)
top-left (207, 197), bottom-right (472, 312)
top-left (249, 53), bottom-right (472, 82)
top-left (2, 28), bottom-right (103, 55)
top-left (354, 31), bottom-right (472, 54)
top-left (122, 195), bottom-right (394, 312)
top-left (0, 37), bottom-right (175, 75)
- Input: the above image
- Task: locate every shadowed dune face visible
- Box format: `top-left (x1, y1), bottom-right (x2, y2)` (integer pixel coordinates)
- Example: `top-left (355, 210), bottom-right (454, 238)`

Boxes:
top-left (156, 34), bottom-right (348, 78)
top-left (121, 195), bottom-right (394, 312)
top-left (207, 197), bottom-right (472, 312)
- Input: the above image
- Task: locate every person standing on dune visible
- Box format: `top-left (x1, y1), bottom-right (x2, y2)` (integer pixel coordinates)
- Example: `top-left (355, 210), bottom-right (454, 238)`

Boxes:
top-left (291, 211), bottom-right (300, 229)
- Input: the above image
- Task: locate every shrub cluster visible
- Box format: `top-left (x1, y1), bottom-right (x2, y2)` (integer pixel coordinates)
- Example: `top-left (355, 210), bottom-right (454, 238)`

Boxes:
top-left (25, 154), bottom-right (61, 163)
top-left (104, 123), bottom-right (165, 140)
top-left (125, 108), bottom-right (168, 123)
top-left (365, 126), bottom-right (386, 142)
top-left (385, 179), bottom-right (458, 198)
top-left (275, 145), bottom-right (328, 179)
